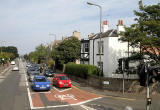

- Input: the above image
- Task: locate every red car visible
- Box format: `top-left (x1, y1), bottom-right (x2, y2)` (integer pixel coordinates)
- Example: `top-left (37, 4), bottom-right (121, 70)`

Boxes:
top-left (53, 74), bottom-right (71, 88)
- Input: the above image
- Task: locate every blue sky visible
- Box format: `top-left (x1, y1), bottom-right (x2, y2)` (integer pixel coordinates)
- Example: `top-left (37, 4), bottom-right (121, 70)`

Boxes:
top-left (0, 0), bottom-right (159, 55)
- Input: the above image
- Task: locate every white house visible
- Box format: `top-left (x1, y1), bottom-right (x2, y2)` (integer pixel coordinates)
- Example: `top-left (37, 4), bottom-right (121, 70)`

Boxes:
top-left (88, 20), bottom-right (139, 77)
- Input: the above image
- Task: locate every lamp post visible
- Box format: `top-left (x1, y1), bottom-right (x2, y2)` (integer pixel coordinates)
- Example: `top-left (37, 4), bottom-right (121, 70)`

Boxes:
top-left (87, 2), bottom-right (102, 85)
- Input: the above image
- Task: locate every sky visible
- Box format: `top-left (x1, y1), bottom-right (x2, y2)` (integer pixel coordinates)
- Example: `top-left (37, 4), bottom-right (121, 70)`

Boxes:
top-left (0, 0), bottom-right (159, 55)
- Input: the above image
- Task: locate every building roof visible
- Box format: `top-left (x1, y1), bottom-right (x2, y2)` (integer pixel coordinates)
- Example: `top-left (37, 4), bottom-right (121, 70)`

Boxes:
top-left (89, 29), bottom-right (118, 40)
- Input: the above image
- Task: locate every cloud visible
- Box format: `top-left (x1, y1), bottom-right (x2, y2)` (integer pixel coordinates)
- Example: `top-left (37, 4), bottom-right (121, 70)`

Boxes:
top-left (0, 0), bottom-right (158, 54)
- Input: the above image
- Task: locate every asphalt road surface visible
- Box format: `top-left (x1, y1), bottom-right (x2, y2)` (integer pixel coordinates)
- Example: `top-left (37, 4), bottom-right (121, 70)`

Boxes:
top-left (0, 59), bottom-right (160, 110)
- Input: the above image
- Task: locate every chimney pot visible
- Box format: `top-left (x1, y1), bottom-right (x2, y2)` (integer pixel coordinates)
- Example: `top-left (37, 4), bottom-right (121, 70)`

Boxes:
top-left (103, 21), bottom-right (108, 25)
top-left (118, 20), bottom-right (123, 26)
top-left (102, 20), bottom-right (109, 33)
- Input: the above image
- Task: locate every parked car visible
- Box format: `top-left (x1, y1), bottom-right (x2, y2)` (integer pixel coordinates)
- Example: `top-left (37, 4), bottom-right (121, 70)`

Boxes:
top-left (11, 61), bottom-right (16, 65)
top-left (32, 75), bottom-right (50, 91)
top-left (44, 69), bottom-right (54, 77)
top-left (29, 71), bottom-right (40, 82)
top-left (53, 74), bottom-right (71, 88)
top-left (12, 66), bottom-right (19, 71)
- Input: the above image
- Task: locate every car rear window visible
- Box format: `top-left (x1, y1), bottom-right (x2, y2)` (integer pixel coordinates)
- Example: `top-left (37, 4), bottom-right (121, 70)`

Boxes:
top-left (58, 76), bottom-right (68, 80)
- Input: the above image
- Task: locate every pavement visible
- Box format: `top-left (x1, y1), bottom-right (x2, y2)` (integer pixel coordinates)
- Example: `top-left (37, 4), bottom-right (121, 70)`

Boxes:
top-left (70, 74), bottom-right (160, 100)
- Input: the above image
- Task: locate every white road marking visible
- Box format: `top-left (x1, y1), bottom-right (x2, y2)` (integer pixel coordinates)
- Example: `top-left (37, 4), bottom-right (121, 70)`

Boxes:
top-left (31, 97), bottom-right (102, 109)
top-left (27, 88), bottom-right (34, 109)
top-left (80, 105), bottom-right (96, 110)
top-left (54, 94), bottom-right (77, 100)
top-left (25, 74), bottom-right (29, 87)
top-left (22, 61), bottom-right (33, 110)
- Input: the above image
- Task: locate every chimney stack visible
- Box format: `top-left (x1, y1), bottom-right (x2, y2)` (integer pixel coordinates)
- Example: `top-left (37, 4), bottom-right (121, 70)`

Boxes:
top-left (102, 21), bottom-right (109, 33)
top-left (117, 20), bottom-right (125, 33)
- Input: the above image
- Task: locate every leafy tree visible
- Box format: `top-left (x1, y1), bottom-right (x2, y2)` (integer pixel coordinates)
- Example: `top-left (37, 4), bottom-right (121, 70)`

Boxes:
top-left (0, 52), bottom-right (15, 64)
top-left (119, 1), bottom-right (160, 61)
top-left (29, 44), bottom-right (47, 63)
top-left (0, 46), bottom-right (19, 58)
top-left (24, 54), bottom-right (29, 61)
top-left (52, 37), bottom-right (81, 65)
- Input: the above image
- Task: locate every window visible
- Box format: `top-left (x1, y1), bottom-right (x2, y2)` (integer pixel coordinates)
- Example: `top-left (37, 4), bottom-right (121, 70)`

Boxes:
top-left (98, 41), bottom-right (104, 54)
top-left (84, 43), bottom-right (89, 52)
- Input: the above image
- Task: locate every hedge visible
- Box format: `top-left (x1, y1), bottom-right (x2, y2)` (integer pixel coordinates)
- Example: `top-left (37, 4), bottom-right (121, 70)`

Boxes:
top-left (64, 62), bottom-right (99, 79)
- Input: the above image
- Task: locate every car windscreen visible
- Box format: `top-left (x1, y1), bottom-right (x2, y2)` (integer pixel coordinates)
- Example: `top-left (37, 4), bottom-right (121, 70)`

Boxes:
top-left (35, 78), bottom-right (47, 82)
top-left (58, 76), bottom-right (68, 80)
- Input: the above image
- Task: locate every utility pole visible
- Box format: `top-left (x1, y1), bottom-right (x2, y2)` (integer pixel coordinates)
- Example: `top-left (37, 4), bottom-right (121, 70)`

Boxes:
top-left (122, 61), bottom-right (125, 95)
top-left (87, 2), bottom-right (102, 87)
top-left (144, 55), bottom-right (152, 110)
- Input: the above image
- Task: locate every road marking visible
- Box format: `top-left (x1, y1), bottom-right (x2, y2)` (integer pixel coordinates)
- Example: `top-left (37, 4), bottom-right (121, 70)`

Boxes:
top-left (54, 94), bottom-right (77, 100)
top-left (72, 85), bottom-right (136, 101)
top-left (27, 88), bottom-right (34, 109)
top-left (31, 97), bottom-right (102, 109)
top-left (80, 105), bottom-right (96, 110)
top-left (25, 74), bottom-right (29, 87)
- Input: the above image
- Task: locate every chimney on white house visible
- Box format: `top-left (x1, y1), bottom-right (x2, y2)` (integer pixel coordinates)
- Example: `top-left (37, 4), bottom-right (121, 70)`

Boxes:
top-left (102, 21), bottom-right (109, 33)
top-left (117, 20), bottom-right (125, 33)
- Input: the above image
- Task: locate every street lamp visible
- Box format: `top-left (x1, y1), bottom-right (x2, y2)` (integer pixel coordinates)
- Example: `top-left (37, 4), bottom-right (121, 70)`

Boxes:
top-left (87, 2), bottom-right (102, 85)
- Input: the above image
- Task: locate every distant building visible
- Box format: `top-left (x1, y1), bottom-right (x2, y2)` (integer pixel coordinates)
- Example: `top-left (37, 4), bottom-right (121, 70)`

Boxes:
top-left (64, 31), bottom-right (81, 41)
top-left (48, 40), bottom-right (62, 51)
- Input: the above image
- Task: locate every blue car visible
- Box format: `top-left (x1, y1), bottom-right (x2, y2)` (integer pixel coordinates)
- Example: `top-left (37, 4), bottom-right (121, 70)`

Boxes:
top-left (32, 75), bottom-right (50, 91)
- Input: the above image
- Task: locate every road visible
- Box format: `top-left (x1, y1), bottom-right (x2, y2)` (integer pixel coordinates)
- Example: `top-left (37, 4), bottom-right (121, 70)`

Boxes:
top-left (0, 59), bottom-right (160, 110)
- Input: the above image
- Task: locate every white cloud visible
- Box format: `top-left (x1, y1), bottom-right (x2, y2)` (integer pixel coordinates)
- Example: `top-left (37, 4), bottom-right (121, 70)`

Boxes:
top-left (0, 0), bottom-right (158, 54)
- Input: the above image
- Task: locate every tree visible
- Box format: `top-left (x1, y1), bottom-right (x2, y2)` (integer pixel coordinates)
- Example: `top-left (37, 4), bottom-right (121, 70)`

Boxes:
top-left (0, 46), bottom-right (19, 58)
top-left (52, 37), bottom-right (81, 65)
top-left (28, 44), bottom-right (47, 63)
top-left (119, 1), bottom-right (160, 61)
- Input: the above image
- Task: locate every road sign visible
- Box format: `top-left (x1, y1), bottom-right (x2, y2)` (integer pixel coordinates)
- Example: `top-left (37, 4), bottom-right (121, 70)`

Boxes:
top-left (103, 81), bottom-right (109, 85)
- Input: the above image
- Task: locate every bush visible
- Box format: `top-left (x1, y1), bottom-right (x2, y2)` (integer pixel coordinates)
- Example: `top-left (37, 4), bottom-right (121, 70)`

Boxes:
top-left (65, 62), bottom-right (99, 79)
